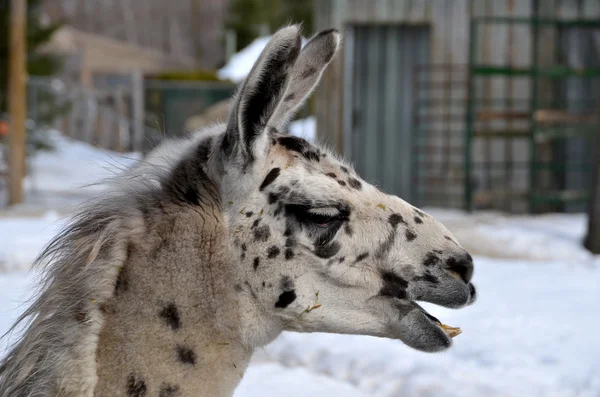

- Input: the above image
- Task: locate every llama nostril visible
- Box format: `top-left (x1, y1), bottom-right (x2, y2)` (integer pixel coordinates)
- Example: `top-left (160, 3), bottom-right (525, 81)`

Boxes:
top-left (445, 254), bottom-right (473, 284)
top-left (468, 283), bottom-right (477, 301)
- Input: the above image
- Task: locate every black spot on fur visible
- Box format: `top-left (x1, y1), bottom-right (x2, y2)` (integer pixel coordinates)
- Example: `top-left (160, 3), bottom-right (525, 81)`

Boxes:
top-left (344, 224), bottom-right (353, 236)
top-left (405, 230), bottom-right (417, 241)
top-left (277, 136), bottom-right (320, 162)
top-left (260, 168), bottom-right (281, 191)
top-left (337, 180), bottom-right (347, 186)
top-left (164, 138), bottom-right (216, 206)
top-left (314, 241), bottom-right (341, 258)
top-left (159, 303), bottom-right (181, 330)
top-left (376, 232), bottom-right (396, 258)
top-left (285, 248), bottom-right (294, 260)
top-left (414, 216), bottom-right (423, 224)
top-left (278, 136), bottom-right (310, 153)
top-left (355, 252), bottom-right (369, 263)
top-left (159, 383), bottom-right (180, 397)
top-left (114, 266), bottom-right (129, 295)
top-left (176, 345), bottom-right (197, 365)
top-left (423, 253), bottom-right (440, 267)
top-left (268, 192), bottom-right (280, 204)
top-left (275, 290), bottom-right (297, 308)
top-left (280, 276), bottom-right (294, 290)
top-left (340, 166), bottom-right (350, 174)
top-left (252, 219), bottom-right (261, 229)
top-left (388, 213), bottom-right (405, 228)
top-left (234, 284), bottom-right (243, 292)
top-left (253, 257), bottom-right (260, 270)
top-left (348, 178), bottom-right (362, 190)
top-left (267, 246), bottom-right (281, 259)
top-left (284, 93), bottom-right (295, 101)
top-left (245, 211), bottom-right (254, 218)
top-left (127, 373), bottom-right (147, 397)
top-left (253, 225), bottom-right (271, 241)
top-left (379, 271), bottom-right (409, 299)
top-left (300, 66), bottom-right (317, 79)
top-left (326, 172), bottom-right (337, 178)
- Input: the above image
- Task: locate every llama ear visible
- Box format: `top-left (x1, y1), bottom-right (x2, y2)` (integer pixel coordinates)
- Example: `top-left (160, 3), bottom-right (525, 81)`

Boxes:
top-left (269, 28), bottom-right (341, 130)
top-left (221, 25), bottom-right (302, 163)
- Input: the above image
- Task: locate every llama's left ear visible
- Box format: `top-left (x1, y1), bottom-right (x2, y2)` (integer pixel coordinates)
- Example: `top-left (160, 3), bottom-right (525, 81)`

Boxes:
top-left (221, 25), bottom-right (302, 163)
top-left (269, 28), bottom-right (340, 130)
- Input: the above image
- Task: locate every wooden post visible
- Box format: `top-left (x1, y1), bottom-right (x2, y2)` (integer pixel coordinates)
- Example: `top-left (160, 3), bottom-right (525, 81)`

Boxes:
top-left (584, 110), bottom-right (600, 254)
top-left (8, 0), bottom-right (27, 205)
top-left (131, 71), bottom-right (145, 153)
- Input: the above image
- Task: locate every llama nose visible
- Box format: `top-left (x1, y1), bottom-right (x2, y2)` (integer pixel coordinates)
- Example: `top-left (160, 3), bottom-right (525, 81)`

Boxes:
top-left (445, 253), bottom-right (474, 284)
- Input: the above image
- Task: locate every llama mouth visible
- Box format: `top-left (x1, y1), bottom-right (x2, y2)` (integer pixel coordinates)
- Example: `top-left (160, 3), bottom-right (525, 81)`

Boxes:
top-left (413, 301), bottom-right (462, 338)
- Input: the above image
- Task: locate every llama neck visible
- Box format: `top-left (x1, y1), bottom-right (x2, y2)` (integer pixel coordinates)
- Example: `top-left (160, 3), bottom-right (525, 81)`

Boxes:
top-left (94, 206), bottom-right (252, 397)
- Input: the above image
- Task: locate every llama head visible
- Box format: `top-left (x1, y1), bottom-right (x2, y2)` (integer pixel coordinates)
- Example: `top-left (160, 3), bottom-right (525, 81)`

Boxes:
top-left (212, 25), bottom-right (476, 352)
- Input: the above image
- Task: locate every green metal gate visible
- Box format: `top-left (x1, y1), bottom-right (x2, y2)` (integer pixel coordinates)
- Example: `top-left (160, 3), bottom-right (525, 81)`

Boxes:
top-left (466, 17), bottom-right (600, 213)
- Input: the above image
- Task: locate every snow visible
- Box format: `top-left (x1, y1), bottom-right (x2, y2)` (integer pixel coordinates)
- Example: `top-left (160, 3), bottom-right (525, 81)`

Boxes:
top-left (3, 129), bottom-right (140, 213)
top-left (1, 132), bottom-right (600, 396)
top-left (25, 130), bottom-right (139, 195)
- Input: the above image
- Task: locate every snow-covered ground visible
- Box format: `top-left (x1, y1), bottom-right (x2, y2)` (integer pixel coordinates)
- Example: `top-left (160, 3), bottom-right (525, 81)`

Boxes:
top-left (1, 133), bottom-right (599, 396)
top-left (2, 130), bottom-right (140, 214)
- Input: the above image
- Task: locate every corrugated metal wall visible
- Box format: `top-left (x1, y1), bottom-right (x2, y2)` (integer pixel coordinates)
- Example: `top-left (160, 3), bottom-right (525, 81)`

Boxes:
top-left (343, 25), bottom-right (430, 199)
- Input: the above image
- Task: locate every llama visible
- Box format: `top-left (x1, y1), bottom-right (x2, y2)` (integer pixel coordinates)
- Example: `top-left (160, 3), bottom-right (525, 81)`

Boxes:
top-left (0, 26), bottom-right (476, 397)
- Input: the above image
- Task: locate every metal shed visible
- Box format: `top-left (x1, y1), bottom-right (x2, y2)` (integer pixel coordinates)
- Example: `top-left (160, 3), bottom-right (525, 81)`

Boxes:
top-left (313, 0), bottom-right (600, 213)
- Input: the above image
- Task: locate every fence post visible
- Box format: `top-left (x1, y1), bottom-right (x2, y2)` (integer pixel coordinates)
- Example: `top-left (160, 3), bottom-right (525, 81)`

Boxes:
top-left (8, 0), bottom-right (27, 205)
top-left (132, 71), bottom-right (145, 153)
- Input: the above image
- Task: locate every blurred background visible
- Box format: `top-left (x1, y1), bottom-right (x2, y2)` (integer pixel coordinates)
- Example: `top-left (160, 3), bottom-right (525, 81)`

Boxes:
top-left (1, 1), bottom-right (599, 396)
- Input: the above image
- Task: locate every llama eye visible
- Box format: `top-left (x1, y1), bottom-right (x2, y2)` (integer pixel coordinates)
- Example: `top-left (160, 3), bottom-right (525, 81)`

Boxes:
top-left (307, 213), bottom-right (335, 228)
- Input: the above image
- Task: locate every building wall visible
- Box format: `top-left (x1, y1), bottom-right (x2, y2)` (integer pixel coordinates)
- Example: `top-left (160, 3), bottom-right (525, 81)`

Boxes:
top-left (41, 0), bottom-right (229, 69)
top-left (315, 0), bottom-right (600, 150)
top-left (313, 0), bottom-right (600, 211)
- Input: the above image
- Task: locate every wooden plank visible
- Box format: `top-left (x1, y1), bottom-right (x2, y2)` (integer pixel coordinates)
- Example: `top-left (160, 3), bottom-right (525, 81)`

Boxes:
top-left (430, 0), bottom-right (449, 64)
top-left (8, 0), bottom-right (27, 205)
top-left (534, 109), bottom-right (598, 125)
top-left (583, 0), bottom-right (600, 17)
top-left (407, 0), bottom-right (428, 23)
top-left (449, 0), bottom-right (470, 64)
top-left (556, 0), bottom-right (580, 19)
top-left (477, 110), bottom-right (530, 122)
